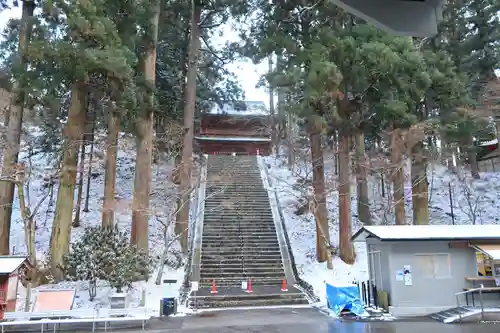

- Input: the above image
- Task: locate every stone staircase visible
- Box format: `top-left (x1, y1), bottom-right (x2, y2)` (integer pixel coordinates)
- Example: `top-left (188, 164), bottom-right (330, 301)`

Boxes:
top-left (189, 155), bottom-right (308, 308)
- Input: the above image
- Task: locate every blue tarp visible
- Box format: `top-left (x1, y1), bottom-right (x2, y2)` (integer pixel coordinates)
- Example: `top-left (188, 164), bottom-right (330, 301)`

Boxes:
top-left (325, 283), bottom-right (367, 317)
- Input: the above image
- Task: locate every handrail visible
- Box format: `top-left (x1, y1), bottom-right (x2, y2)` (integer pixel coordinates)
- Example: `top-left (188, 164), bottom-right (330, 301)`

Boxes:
top-left (190, 155), bottom-right (207, 283)
top-left (179, 155), bottom-right (207, 305)
top-left (454, 288), bottom-right (482, 296)
top-left (455, 285), bottom-right (485, 322)
top-left (256, 156), bottom-right (320, 303)
top-left (257, 155), bottom-right (296, 285)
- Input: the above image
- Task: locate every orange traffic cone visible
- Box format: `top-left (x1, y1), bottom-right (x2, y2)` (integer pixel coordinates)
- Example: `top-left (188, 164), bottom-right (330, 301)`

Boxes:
top-left (246, 279), bottom-right (253, 293)
top-left (211, 280), bottom-right (218, 294)
top-left (281, 279), bottom-right (288, 292)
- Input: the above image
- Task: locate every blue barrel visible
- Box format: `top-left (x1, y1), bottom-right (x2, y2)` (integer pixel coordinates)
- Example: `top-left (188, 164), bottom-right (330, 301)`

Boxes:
top-left (161, 297), bottom-right (177, 316)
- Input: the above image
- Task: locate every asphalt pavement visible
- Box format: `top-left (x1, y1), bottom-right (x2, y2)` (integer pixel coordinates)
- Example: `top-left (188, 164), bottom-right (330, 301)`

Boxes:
top-left (100, 307), bottom-right (500, 333)
top-left (6, 307), bottom-right (500, 333)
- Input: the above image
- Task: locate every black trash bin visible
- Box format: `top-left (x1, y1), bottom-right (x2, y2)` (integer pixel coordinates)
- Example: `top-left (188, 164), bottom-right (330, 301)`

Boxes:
top-left (161, 297), bottom-right (177, 316)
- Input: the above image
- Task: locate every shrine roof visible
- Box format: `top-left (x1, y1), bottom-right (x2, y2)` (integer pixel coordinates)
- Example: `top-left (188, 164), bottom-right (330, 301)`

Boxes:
top-left (195, 136), bottom-right (271, 142)
top-left (0, 256), bottom-right (28, 274)
top-left (208, 101), bottom-right (269, 116)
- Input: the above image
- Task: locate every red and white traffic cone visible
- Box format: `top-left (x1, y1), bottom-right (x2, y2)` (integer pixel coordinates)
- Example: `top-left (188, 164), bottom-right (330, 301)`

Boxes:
top-left (281, 279), bottom-right (288, 292)
top-left (211, 280), bottom-right (218, 294)
top-left (246, 279), bottom-right (253, 293)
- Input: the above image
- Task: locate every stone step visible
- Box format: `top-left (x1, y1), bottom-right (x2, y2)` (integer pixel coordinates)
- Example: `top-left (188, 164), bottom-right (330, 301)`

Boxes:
top-left (200, 269), bottom-right (285, 276)
top-left (204, 209), bottom-right (271, 213)
top-left (202, 240), bottom-right (279, 246)
top-left (206, 195), bottom-right (269, 200)
top-left (207, 187), bottom-right (266, 191)
top-left (206, 194), bottom-right (268, 198)
top-left (202, 237), bottom-right (278, 243)
top-left (202, 222), bottom-right (275, 227)
top-left (207, 175), bottom-right (261, 178)
top-left (206, 190), bottom-right (269, 197)
top-left (205, 200), bottom-right (268, 204)
top-left (200, 268), bottom-right (285, 276)
top-left (200, 265), bottom-right (285, 281)
top-left (205, 194), bottom-right (269, 198)
top-left (202, 249), bottom-right (281, 256)
top-left (207, 182), bottom-right (263, 185)
top-left (202, 233), bottom-right (278, 239)
top-left (199, 278), bottom-right (284, 287)
top-left (207, 184), bottom-right (264, 188)
top-left (201, 262), bottom-right (284, 269)
top-left (189, 293), bottom-right (308, 309)
top-left (206, 175), bottom-right (261, 178)
top-left (202, 228), bottom-right (277, 234)
top-left (202, 224), bottom-right (276, 229)
top-left (202, 231), bottom-right (277, 236)
top-left (205, 198), bottom-right (269, 203)
top-left (204, 205), bottom-right (271, 210)
top-left (202, 232), bottom-right (278, 238)
top-left (202, 241), bottom-right (279, 248)
top-left (203, 212), bottom-right (274, 218)
top-left (202, 262), bottom-right (284, 269)
top-left (200, 273), bottom-right (285, 280)
top-left (202, 245), bottom-right (280, 252)
top-left (205, 189), bottom-right (269, 197)
top-left (204, 204), bottom-right (271, 209)
top-left (190, 297), bottom-right (309, 309)
top-left (201, 254), bottom-right (283, 261)
top-left (202, 220), bottom-right (275, 225)
top-left (203, 215), bottom-right (274, 219)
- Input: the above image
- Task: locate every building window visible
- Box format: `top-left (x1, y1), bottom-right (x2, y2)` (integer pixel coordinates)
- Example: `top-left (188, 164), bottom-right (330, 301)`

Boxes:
top-left (415, 253), bottom-right (451, 279)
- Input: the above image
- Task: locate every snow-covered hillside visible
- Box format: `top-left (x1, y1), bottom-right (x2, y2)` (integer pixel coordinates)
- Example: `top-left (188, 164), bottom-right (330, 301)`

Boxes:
top-left (264, 152), bottom-right (500, 304)
top-left (5, 126), bottom-right (500, 312)
top-left (2, 126), bottom-right (185, 314)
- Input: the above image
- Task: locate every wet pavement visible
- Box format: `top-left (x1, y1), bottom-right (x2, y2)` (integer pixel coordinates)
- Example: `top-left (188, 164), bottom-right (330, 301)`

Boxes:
top-left (7, 307), bottom-right (499, 332)
top-left (139, 307), bottom-right (500, 333)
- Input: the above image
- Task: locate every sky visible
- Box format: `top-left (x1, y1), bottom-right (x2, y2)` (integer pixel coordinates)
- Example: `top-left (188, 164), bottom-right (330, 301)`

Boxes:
top-left (0, 6), bottom-right (269, 106)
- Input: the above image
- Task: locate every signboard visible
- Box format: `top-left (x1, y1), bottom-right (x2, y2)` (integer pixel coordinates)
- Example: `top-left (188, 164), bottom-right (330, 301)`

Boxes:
top-left (163, 279), bottom-right (177, 298)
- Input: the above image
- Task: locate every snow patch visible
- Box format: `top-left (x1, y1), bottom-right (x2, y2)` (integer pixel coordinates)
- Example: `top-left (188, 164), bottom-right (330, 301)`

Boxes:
top-left (263, 153), bottom-right (500, 307)
top-left (4, 130), bottom-right (187, 315)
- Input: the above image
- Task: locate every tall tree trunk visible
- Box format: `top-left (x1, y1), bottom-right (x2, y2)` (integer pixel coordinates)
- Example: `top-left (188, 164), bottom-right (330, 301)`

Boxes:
top-left (391, 128), bottom-right (405, 225)
top-left (268, 56), bottom-right (277, 155)
top-left (102, 107), bottom-right (120, 228)
top-left (466, 134), bottom-right (480, 179)
top-left (495, 119), bottom-right (500, 144)
top-left (411, 142), bottom-right (429, 224)
top-left (355, 132), bottom-right (370, 225)
top-left (16, 169), bottom-right (36, 312)
top-left (286, 111), bottom-right (295, 170)
top-left (131, 0), bottom-right (161, 250)
top-left (72, 140), bottom-right (86, 227)
top-left (308, 118), bottom-right (330, 263)
top-left (50, 80), bottom-right (86, 280)
top-left (83, 119), bottom-right (95, 213)
top-left (176, 3), bottom-right (202, 255)
top-left (73, 99), bottom-right (89, 226)
top-left (338, 133), bottom-right (355, 264)
top-left (0, 0), bottom-right (35, 255)
top-left (276, 56), bottom-right (286, 143)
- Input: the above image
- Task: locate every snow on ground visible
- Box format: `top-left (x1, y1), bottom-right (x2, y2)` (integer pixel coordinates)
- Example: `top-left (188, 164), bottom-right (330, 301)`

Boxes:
top-left (2, 125), bottom-right (187, 315)
top-left (264, 151), bottom-right (500, 306)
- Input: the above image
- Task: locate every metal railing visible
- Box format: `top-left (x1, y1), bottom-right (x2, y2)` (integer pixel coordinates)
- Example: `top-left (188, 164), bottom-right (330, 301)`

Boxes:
top-left (256, 156), bottom-right (320, 303)
top-left (0, 307), bottom-right (150, 333)
top-left (455, 286), bottom-right (485, 322)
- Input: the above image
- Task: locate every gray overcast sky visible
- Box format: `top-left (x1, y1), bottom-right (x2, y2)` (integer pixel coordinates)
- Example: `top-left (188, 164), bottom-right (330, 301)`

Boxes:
top-left (0, 6), bottom-right (269, 106)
